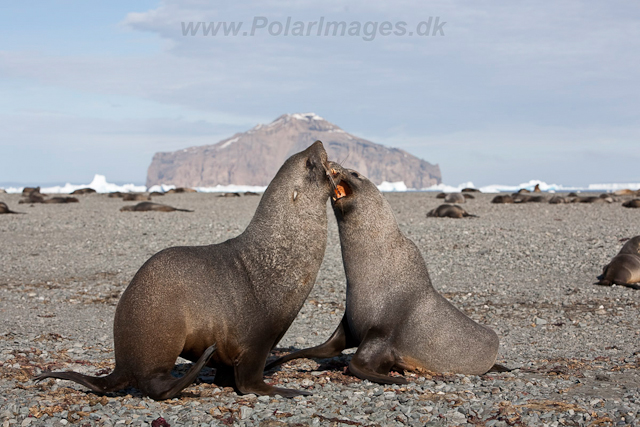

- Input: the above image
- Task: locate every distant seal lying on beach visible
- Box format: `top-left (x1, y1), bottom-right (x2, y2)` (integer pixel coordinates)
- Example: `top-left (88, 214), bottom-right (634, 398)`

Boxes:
top-left (596, 236), bottom-right (640, 290)
top-left (548, 196), bottom-right (569, 204)
top-left (19, 190), bottom-right (45, 204)
top-left (427, 204), bottom-right (477, 218)
top-left (513, 194), bottom-right (546, 203)
top-left (267, 163), bottom-right (499, 383)
top-left (120, 202), bottom-right (193, 212)
top-left (0, 202), bottom-right (23, 214)
top-left (122, 193), bottom-right (151, 201)
top-left (573, 196), bottom-right (612, 204)
top-left (36, 141), bottom-right (335, 400)
top-left (218, 192), bottom-right (241, 197)
top-left (491, 195), bottom-right (514, 204)
top-left (165, 187), bottom-right (197, 194)
top-left (622, 199), bottom-right (640, 208)
top-left (71, 188), bottom-right (96, 195)
top-left (43, 197), bottom-right (79, 204)
top-left (444, 193), bottom-right (466, 204)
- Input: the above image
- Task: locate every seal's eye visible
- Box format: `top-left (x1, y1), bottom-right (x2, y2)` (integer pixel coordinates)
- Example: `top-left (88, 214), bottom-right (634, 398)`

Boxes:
top-left (351, 172), bottom-right (359, 178)
top-left (306, 158), bottom-right (314, 170)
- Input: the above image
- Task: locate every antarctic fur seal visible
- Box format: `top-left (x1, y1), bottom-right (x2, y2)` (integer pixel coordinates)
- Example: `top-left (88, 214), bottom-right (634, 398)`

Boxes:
top-left (43, 197), bottom-right (79, 204)
top-left (548, 196), bottom-right (569, 204)
top-left (267, 163), bottom-right (499, 383)
top-left (122, 193), bottom-right (151, 201)
top-left (120, 202), bottom-right (193, 212)
top-left (596, 236), bottom-right (640, 290)
top-left (71, 188), bottom-right (97, 195)
top-left (444, 193), bottom-right (466, 204)
top-left (165, 187), bottom-right (197, 194)
top-left (427, 204), bottom-right (477, 218)
top-left (36, 141), bottom-right (335, 399)
top-left (622, 199), bottom-right (640, 208)
top-left (491, 195), bottom-right (514, 204)
top-left (0, 202), bottom-right (23, 214)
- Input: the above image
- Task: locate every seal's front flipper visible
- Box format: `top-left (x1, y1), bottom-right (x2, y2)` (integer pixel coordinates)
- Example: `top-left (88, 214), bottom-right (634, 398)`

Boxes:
top-left (348, 329), bottom-right (408, 385)
top-left (138, 343), bottom-right (217, 400)
top-left (265, 314), bottom-right (353, 370)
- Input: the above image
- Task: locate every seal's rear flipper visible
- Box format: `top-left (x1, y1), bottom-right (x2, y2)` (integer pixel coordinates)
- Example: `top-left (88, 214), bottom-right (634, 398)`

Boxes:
top-left (265, 315), bottom-right (354, 371)
top-left (34, 369), bottom-right (129, 394)
top-left (348, 357), bottom-right (408, 385)
top-left (347, 329), bottom-right (408, 385)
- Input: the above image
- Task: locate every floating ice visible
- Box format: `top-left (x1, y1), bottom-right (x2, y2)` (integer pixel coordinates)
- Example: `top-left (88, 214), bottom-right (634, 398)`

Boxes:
top-left (2, 175), bottom-right (639, 194)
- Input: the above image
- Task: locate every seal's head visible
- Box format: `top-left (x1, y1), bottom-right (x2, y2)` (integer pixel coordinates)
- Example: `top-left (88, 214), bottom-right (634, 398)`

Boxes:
top-left (250, 141), bottom-right (334, 231)
top-left (328, 162), bottom-right (396, 227)
top-left (619, 236), bottom-right (640, 255)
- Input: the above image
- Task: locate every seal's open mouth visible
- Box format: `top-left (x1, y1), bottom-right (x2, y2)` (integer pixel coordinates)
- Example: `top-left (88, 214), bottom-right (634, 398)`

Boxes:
top-left (332, 181), bottom-right (352, 202)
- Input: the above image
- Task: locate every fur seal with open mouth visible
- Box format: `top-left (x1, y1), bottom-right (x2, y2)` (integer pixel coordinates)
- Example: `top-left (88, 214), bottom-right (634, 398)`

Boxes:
top-left (36, 141), bottom-right (335, 400)
top-left (267, 163), bottom-right (499, 384)
top-left (596, 236), bottom-right (640, 290)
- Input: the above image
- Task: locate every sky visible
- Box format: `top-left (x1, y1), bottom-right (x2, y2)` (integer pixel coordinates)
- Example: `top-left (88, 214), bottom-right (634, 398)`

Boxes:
top-left (1, 1), bottom-right (639, 187)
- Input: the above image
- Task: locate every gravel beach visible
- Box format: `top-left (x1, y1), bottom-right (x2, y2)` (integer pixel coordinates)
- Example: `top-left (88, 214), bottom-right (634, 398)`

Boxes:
top-left (1, 192), bottom-right (639, 426)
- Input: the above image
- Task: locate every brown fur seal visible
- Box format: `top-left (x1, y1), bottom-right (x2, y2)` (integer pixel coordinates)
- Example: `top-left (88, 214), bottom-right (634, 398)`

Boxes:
top-left (436, 192), bottom-right (446, 199)
top-left (244, 191), bottom-right (261, 196)
top-left (427, 204), bottom-right (477, 218)
top-left (217, 192), bottom-right (241, 197)
top-left (533, 184), bottom-right (541, 193)
top-left (623, 199), bottom-right (640, 208)
top-left (122, 193), bottom-right (151, 201)
top-left (120, 202), bottom-right (193, 212)
top-left (548, 195), bottom-right (569, 204)
top-left (36, 141), bottom-right (335, 399)
top-left (444, 193), bottom-right (465, 203)
top-left (22, 186), bottom-right (40, 195)
top-left (0, 202), bottom-right (24, 214)
top-left (19, 190), bottom-right (45, 204)
top-left (43, 197), bottom-right (79, 204)
top-left (71, 188), bottom-right (96, 195)
top-left (108, 192), bottom-right (124, 198)
top-left (573, 196), bottom-right (610, 204)
top-left (461, 188), bottom-right (480, 193)
top-left (491, 195), bottom-right (514, 204)
top-left (512, 194), bottom-right (546, 203)
top-left (150, 191), bottom-right (165, 197)
top-left (596, 236), bottom-right (640, 290)
top-left (267, 163), bottom-right (499, 383)
top-left (166, 187), bottom-right (197, 194)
